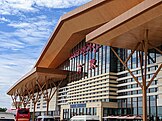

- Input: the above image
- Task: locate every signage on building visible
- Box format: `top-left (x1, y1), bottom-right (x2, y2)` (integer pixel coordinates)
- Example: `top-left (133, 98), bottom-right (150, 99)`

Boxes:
top-left (89, 59), bottom-right (97, 70)
top-left (69, 43), bottom-right (101, 60)
top-left (77, 59), bottom-right (97, 74)
top-left (77, 64), bottom-right (84, 74)
top-left (70, 103), bottom-right (86, 108)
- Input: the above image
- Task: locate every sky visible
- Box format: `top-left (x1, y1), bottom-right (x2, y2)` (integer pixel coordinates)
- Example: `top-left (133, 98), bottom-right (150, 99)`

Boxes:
top-left (0, 0), bottom-right (91, 108)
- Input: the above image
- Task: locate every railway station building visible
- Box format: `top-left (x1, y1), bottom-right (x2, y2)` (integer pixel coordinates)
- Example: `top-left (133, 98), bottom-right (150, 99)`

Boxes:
top-left (7, 0), bottom-right (162, 121)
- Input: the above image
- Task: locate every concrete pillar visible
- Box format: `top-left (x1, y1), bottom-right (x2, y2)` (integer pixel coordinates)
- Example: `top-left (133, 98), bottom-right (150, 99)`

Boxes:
top-left (97, 106), bottom-right (103, 121)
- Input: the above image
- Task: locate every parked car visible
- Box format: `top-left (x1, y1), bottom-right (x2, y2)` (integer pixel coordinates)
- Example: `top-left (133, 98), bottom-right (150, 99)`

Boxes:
top-left (70, 115), bottom-right (99, 121)
top-left (36, 115), bottom-right (55, 121)
top-left (0, 112), bottom-right (15, 121)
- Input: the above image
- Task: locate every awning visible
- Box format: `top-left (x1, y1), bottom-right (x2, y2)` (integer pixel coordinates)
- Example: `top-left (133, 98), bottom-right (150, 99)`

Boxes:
top-left (7, 67), bottom-right (68, 95)
top-left (86, 0), bottom-right (162, 50)
top-left (103, 115), bottom-right (142, 120)
top-left (126, 116), bottom-right (136, 119)
top-left (118, 116), bottom-right (127, 119)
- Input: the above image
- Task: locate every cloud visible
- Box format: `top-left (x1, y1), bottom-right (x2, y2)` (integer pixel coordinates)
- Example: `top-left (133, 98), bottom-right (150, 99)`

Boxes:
top-left (0, 32), bottom-right (24, 49)
top-left (0, 51), bottom-right (36, 108)
top-left (0, 17), bottom-right (10, 23)
top-left (0, 14), bottom-right (55, 108)
top-left (0, 0), bottom-right (91, 108)
top-left (0, 14), bottom-right (55, 50)
top-left (0, 0), bottom-right (91, 15)
top-left (8, 22), bottom-right (30, 28)
top-left (0, 0), bottom-right (37, 15)
top-left (34, 0), bottom-right (91, 8)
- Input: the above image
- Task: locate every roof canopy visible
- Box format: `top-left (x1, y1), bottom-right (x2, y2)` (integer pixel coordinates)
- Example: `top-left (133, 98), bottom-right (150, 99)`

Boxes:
top-left (86, 0), bottom-right (162, 50)
top-left (35, 0), bottom-right (144, 68)
top-left (7, 0), bottom-right (146, 96)
top-left (7, 67), bottom-right (68, 95)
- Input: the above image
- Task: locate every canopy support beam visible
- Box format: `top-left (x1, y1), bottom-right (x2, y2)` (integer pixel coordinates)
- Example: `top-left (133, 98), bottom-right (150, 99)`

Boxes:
top-left (111, 45), bottom-right (142, 88)
top-left (17, 89), bottom-right (26, 108)
top-left (30, 81), bottom-right (41, 121)
top-left (11, 94), bottom-right (18, 109)
top-left (111, 29), bottom-right (162, 121)
top-left (40, 77), bottom-right (64, 115)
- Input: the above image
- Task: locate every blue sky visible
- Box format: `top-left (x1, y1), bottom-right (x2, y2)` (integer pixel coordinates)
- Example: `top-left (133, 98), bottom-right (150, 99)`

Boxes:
top-left (0, 0), bottom-right (91, 108)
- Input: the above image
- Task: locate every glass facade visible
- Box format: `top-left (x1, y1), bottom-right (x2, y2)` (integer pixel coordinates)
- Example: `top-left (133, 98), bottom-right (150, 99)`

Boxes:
top-left (58, 39), bottom-right (162, 120)
top-left (63, 107), bottom-right (97, 120)
top-left (103, 108), bottom-right (117, 117)
top-left (116, 46), bottom-right (162, 120)
top-left (58, 39), bottom-right (116, 81)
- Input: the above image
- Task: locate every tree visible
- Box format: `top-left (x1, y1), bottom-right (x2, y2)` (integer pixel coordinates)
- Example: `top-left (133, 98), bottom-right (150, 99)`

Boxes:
top-left (0, 108), bottom-right (7, 112)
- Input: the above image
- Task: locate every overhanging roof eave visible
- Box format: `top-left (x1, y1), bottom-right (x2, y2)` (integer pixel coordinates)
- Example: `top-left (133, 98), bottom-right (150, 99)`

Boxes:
top-left (7, 67), bottom-right (68, 95)
top-left (86, 0), bottom-right (162, 50)
top-left (34, 0), bottom-right (107, 68)
top-left (7, 68), bottom-right (37, 95)
top-left (34, 0), bottom-right (144, 68)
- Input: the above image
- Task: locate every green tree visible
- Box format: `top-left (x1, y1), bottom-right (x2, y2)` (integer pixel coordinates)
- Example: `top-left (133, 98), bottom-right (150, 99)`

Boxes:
top-left (0, 108), bottom-right (7, 112)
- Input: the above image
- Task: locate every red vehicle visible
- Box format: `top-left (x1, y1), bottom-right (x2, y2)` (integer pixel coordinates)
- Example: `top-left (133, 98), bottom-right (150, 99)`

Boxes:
top-left (16, 108), bottom-right (30, 121)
